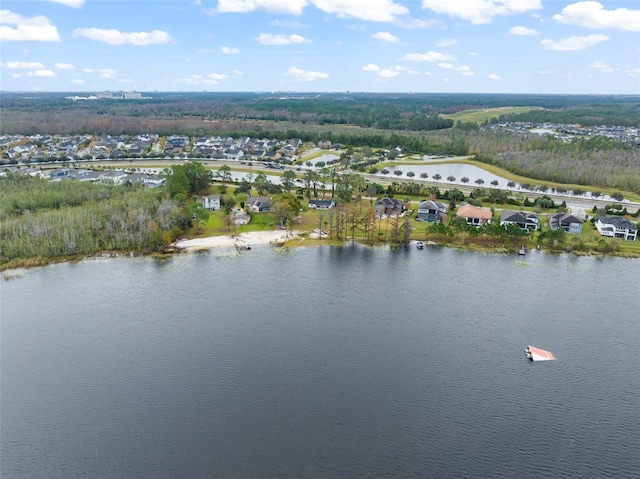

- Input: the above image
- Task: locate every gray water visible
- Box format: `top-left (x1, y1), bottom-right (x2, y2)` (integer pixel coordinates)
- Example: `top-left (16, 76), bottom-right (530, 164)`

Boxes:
top-left (2, 245), bottom-right (639, 478)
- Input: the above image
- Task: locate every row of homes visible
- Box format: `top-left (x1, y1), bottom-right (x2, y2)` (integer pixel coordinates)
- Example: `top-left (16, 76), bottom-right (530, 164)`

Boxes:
top-left (0, 166), bottom-right (165, 188)
top-left (370, 198), bottom-right (637, 241)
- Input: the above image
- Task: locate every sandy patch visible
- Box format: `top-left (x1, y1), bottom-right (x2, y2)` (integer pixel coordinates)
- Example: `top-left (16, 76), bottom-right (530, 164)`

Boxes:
top-left (173, 230), bottom-right (301, 251)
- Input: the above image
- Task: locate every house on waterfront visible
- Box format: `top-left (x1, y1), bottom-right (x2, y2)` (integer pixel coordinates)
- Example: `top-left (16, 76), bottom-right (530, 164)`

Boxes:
top-left (456, 203), bottom-right (493, 227)
top-left (247, 196), bottom-right (271, 213)
top-left (499, 210), bottom-right (540, 231)
top-left (308, 199), bottom-right (335, 210)
top-left (595, 216), bottom-right (638, 241)
top-left (375, 197), bottom-right (405, 217)
top-left (198, 195), bottom-right (221, 211)
top-left (548, 213), bottom-right (584, 234)
top-left (415, 200), bottom-right (447, 223)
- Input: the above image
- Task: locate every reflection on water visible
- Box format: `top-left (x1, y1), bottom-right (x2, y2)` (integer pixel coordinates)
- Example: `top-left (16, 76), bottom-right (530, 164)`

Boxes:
top-left (2, 246), bottom-right (639, 478)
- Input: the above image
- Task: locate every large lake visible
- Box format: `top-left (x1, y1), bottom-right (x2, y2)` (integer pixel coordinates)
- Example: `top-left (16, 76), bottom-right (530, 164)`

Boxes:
top-left (2, 245), bottom-right (639, 478)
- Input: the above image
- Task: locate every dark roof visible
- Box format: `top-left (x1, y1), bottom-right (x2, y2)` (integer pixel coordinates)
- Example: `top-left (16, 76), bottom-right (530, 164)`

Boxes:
top-left (598, 216), bottom-right (637, 231)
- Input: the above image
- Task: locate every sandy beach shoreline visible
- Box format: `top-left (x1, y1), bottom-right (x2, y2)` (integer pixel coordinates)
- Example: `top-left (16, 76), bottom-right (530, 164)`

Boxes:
top-left (173, 230), bottom-right (303, 251)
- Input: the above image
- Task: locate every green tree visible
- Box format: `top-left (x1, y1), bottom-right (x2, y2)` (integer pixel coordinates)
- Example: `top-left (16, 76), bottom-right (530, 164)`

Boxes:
top-left (281, 169), bottom-right (297, 193)
top-left (190, 200), bottom-right (209, 234)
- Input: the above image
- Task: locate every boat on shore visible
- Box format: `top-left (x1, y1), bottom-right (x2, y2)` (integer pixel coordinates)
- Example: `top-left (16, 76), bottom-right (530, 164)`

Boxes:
top-left (518, 246), bottom-right (526, 256)
top-left (525, 345), bottom-right (556, 361)
top-left (416, 241), bottom-right (424, 250)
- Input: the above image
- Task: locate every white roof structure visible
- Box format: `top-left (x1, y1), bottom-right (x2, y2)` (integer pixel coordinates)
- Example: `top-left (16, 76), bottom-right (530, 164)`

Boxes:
top-left (528, 345), bottom-right (556, 361)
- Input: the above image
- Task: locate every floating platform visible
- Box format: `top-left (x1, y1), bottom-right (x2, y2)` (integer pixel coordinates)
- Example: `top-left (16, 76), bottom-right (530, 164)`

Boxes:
top-left (525, 345), bottom-right (556, 361)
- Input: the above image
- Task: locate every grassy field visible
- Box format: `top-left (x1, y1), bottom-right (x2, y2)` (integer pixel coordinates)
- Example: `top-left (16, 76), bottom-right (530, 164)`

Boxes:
top-left (442, 106), bottom-right (542, 124)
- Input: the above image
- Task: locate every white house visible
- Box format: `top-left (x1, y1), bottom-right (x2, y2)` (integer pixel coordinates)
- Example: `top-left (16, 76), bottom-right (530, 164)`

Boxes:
top-left (595, 216), bottom-right (638, 241)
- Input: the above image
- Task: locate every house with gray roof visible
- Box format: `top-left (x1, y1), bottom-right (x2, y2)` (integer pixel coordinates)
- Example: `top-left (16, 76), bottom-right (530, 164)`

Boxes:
top-left (548, 213), bottom-right (584, 234)
top-left (499, 210), bottom-right (540, 231)
top-left (247, 196), bottom-right (271, 212)
top-left (375, 197), bottom-right (405, 217)
top-left (595, 216), bottom-right (637, 241)
top-left (415, 200), bottom-right (447, 223)
top-left (309, 199), bottom-right (335, 210)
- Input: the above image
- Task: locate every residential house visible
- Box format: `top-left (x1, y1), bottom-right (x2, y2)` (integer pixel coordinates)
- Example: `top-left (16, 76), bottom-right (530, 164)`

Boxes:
top-left (499, 210), bottom-right (540, 231)
top-left (233, 212), bottom-right (251, 226)
top-left (224, 148), bottom-right (245, 160)
top-left (456, 203), bottom-right (493, 226)
top-left (595, 216), bottom-right (638, 241)
top-left (375, 197), bottom-right (405, 217)
top-left (98, 170), bottom-right (129, 185)
top-left (415, 200), bottom-right (447, 223)
top-left (308, 199), bottom-right (335, 210)
top-left (548, 213), bottom-right (584, 234)
top-left (198, 195), bottom-right (221, 211)
top-left (247, 196), bottom-right (271, 212)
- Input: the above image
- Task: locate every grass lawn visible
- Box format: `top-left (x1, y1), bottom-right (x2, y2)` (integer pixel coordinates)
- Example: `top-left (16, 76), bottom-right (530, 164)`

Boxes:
top-left (441, 106), bottom-right (543, 124)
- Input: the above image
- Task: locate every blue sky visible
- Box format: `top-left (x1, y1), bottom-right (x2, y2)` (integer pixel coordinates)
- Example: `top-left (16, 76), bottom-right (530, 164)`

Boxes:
top-left (1, 0), bottom-right (638, 94)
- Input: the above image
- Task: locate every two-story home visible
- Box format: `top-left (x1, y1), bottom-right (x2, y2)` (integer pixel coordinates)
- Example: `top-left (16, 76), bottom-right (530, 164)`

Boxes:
top-left (548, 213), bottom-right (584, 234)
top-left (456, 203), bottom-right (493, 227)
top-left (198, 195), bottom-right (221, 211)
top-left (499, 210), bottom-right (540, 231)
top-left (415, 200), bottom-right (447, 223)
top-left (375, 197), bottom-right (405, 217)
top-left (595, 216), bottom-right (638, 241)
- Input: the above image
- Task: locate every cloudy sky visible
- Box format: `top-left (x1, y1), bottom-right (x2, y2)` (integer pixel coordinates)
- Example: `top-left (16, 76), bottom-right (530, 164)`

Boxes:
top-left (1, 0), bottom-right (638, 93)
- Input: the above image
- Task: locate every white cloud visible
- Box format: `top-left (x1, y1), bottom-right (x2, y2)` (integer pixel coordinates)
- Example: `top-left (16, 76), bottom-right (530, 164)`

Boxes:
top-left (6, 61), bottom-right (46, 69)
top-left (436, 39), bottom-right (457, 47)
top-left (372, 31), bottom-right (399, 43)
top-left (363, 64), bottom-right (418, 77)
top-left (98, 68), bottom-right (117, 78)
top-left (590, 60), bottom-right (613, 73)
top-left (83, 68), bottom-right (94, 73)
top-left (71, 79), bottom-right (85, 84)
top-left (284, 66), bottom-right (328, 81)
top-left (221, 46), bottom-right (240, 54)
top-left (0, 10), bottom-right (61, 42)
top-left (258, 33), bottom-right (311, 45)
top-left (488, 73), bottom-right (502, 80)
top-left (73, 28), bottom-right (172, 46)
top-left (553, 1), bottom-right (640, 32)
top-left (48, 0), bottom-right (85, 7)
top-left (421, 0), bottom-right (542, 24)
top-left (55, 63), bottom-right (75, 70)
top-left (181, 73), bottom-right (230, 85)
top-left (313, 0), bottom-right (409, 22)
top-left (509, 25), bottom-right (538, 35)
top-left (402, 51), bottom-right (455, 63)
top-left (437, 63), bottom-right (474, 75)
top-left (217, 0), bottom-right (308, 15)
top-left (31, 69), bottom-right (55, 77)
top-left (215, 0), bottom-right (409, 21)
top-left (625, 67), bottom-right (640, 78)
top-left (541, 34), bottom-right (609, 51)
top-left (232, 70), bottom-right (245, 76)
top-left (378, 69), bottom-right (399, 78)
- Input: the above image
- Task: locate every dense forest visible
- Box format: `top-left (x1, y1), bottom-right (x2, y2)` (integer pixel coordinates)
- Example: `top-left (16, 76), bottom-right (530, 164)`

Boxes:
top-left (0, 175), bottom-right (187, 265)
top-left (2, 92), bottom-right (639, 136)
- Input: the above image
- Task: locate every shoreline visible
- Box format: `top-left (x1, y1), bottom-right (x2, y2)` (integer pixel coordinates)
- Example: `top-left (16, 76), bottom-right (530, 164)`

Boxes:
top-left (172, 230), bottom-right (305, 251)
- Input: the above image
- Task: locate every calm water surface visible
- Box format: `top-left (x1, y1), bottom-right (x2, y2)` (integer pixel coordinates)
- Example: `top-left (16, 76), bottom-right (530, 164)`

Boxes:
top-left (2, 245), bottom-right (639, 478)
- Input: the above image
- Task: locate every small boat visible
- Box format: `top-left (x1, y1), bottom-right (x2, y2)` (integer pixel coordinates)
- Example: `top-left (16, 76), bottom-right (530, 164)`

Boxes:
top-left (518, 246), bottom-right (526, 256)
top-left (525, 345), bottom-right (556, 361)
top-left (416, 241), bottom-right (424, 250)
